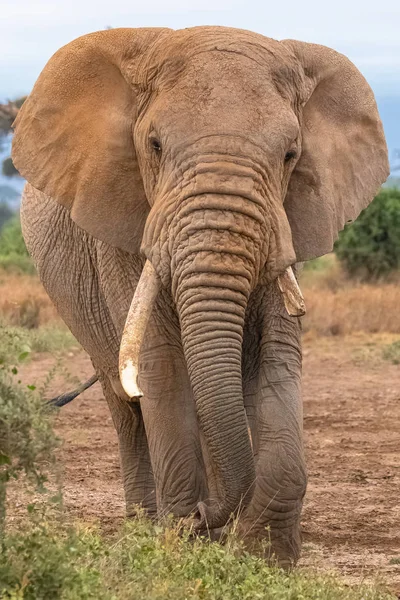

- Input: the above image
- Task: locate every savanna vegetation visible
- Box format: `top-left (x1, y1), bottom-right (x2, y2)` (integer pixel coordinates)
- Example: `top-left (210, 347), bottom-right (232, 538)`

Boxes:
top-left (0, 332), bottom-right (395, 599)
top-left (335, 187), bottom-right (400, 280)
top-left (0, 172), bottom-right (399, 596)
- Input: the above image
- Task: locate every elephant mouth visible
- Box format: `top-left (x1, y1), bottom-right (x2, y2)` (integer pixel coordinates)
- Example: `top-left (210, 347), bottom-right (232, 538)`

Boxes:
top-left (118, 260), bottom-right (305, 400)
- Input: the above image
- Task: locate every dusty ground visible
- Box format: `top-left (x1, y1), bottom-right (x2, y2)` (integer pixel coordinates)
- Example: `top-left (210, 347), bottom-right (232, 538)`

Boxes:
top-left (16, 333), bottom-right (400, 593)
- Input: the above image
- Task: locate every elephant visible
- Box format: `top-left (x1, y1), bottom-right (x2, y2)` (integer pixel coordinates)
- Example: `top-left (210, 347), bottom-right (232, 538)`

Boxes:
top-left (12, 26), bottom-right (389, 566)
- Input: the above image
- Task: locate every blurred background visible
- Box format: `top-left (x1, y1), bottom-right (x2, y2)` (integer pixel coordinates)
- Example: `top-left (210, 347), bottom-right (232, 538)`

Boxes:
top-left (1, 0), bottom-right (399, 204)
top-left (1, 0), bottom-right (399, 335)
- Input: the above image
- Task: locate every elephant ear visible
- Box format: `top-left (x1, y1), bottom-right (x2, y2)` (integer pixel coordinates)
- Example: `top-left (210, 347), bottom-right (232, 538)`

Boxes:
top-left (12, 28), bottom-right (171, 254)
top-left (281, 40), bottom-right (389, 262)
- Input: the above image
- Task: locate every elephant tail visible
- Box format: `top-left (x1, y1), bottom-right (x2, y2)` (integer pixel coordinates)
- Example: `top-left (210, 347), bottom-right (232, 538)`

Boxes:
top-left (46, 374), bottom-right (98, 409)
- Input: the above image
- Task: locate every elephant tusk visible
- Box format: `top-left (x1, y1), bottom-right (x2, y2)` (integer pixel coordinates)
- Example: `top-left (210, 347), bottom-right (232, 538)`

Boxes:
top-left (119, 260), bottom-right (161, 400)
top-left (277, 266), bottom-right (306, 317)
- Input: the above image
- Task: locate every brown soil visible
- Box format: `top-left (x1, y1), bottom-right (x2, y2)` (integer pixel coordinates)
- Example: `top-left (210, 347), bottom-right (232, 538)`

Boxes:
top-left (17, 333), bottom-right (400, 593)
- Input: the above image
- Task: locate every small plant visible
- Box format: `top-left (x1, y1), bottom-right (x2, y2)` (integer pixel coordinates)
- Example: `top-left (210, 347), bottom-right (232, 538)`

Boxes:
top-left (0, 324), bottom-right (78, 363)
top-left (0, 514), bottom-right (394, 600)
top-left (0, 519), bottom-right (103, 600)
top-left (382, 340), bottom-right (400, 365)
top-left (0, 341), bottom-right (59, 534)
top-left (335, 187), bottom-right (400, 280)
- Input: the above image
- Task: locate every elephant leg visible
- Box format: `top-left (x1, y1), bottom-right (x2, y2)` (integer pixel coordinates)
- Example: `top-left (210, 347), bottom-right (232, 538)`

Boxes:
top-left (96, 370), bottom-right (156, 516)
top-left (240, 283), bottom-right (307, 567)
top-left (138, 310), bottom-right (208, 518)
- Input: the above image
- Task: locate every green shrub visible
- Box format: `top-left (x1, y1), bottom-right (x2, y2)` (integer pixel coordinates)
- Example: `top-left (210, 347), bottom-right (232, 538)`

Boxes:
top-left (335, 188), bottom-right (400, 280)
top-left (382, 340), bottom-right (400, 365)
top-left (0, 520), bottom-right (103, 600)
top-left (0, 331), bottom-right (59, 532)
top-left (0, 516), bottom-right (393, 600)
top-left (0, 217), bottom-right (35, 274)
top-left (0, 217), bottom-right (28, 257)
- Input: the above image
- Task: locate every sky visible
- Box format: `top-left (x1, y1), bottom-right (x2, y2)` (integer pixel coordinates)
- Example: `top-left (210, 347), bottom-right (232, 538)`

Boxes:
top-left (1, 0), bottom-right (399, 165)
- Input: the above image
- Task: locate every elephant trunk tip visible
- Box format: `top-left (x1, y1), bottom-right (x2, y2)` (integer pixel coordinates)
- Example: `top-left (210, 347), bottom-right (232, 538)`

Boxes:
top-left (194, 485), bottom-right (254, 532)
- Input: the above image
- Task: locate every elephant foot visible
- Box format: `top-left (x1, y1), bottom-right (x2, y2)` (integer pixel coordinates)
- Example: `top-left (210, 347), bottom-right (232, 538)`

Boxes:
top-left (237, 522), bottom-right (302, 569)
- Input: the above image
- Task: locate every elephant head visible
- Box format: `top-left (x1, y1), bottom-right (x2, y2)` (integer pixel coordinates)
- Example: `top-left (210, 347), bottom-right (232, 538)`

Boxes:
top-left (12, 27), bottom-right (389, 529)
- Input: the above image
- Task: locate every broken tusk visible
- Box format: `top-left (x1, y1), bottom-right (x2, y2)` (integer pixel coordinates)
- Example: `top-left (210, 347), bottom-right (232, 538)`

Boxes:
top-left (119, 260), bottom-right (161, 400)
top-left (277, 266), bottom-right (306, 317)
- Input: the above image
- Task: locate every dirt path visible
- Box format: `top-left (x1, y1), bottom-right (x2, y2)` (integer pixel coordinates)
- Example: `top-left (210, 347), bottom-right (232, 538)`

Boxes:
top-left (19, 334), bottom-right (400, 591)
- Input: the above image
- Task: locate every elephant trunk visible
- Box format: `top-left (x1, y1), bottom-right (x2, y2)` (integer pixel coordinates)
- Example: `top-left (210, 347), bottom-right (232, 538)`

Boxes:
top-left (176, 276), bottom-right (254, 528)
top-left (169, 194), bottom-right (261, 529)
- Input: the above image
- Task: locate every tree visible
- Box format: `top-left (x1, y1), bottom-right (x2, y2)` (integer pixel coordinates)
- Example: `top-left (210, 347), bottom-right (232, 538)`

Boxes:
top-left (335, 187), bottom-right (400, 280)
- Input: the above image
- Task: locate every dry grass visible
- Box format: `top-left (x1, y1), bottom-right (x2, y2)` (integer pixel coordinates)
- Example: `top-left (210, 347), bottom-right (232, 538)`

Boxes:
top-left (299, 255), bottom-right (400, 336)
top-left (0, 270), bottom-right (60, 328)
top-left (302, 284), bottom-right (400, 335)
top-left (1, 261), bottom-right (400, 337)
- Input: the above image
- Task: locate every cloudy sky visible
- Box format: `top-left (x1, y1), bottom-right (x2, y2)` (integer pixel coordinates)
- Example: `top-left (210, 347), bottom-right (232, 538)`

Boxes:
top-left (1, 0), bottom-right (399, 160)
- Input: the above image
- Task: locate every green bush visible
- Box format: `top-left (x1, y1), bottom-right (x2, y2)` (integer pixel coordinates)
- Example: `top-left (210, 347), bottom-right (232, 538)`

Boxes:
top-left (0, 217), bottom-right (35, 274)
top-left (0, 335), bottom-right (393, 599)
top-left (335, 188), bottom-right (400, 280)
top-left (0, 515), bottom-right (393, 600)
top-left (0, 217), bottom-right (28, 257)
top-left (0, 520), bottom-right (103, 600)
top-left (0, 330), bottom-right (59, 532)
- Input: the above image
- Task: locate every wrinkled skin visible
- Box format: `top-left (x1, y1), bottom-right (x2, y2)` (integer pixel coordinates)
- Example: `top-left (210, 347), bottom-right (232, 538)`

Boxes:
top-left (13, 26), bottom-right (389, 566)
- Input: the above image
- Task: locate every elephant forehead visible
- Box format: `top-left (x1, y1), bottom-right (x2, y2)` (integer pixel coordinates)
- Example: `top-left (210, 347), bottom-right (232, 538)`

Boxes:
top-left (144, 27), bottom-right (304, 102)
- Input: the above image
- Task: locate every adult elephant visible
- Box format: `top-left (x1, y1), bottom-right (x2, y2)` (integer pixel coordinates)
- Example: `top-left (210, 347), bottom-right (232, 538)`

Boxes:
top-left (12, 26), bottom-right (388, 566)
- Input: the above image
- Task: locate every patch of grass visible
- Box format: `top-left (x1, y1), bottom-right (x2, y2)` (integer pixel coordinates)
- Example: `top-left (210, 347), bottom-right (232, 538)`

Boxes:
top-left (0, 330), bottom-right (60, 534)
top-left (0, 216), bottom-right (35, 274)
top-left (302, 284), bottom-right (400, 335)
top-left (0, 515), bottom-right (394, 600)
top-left (0, 217), bottom-right (29, 258)
top-left (0, 519), bottom-right (102, 600)
top-left (0, 324), bottom-right (78, 364)
top-left (0, 253), bottom-right (35, 275)
top-left (302, 254), bottom-right (337, 272)
top-left (0, 319), bottom-right (394, 599)
top-left (382, 340), bottom-right (400, 365)
top-left (0, 271), bottom-right (60, 327)
top-left (27, 326), bottom-right (78, 354)
top-left (300, 254), bottom-right (349, 293)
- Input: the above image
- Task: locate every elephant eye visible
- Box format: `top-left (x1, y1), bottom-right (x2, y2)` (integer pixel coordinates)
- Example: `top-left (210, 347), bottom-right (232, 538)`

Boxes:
top-left (150, 137), bottom-right (162, 153)
top-left (284, 150), bottom-right (297, 163)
